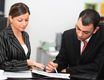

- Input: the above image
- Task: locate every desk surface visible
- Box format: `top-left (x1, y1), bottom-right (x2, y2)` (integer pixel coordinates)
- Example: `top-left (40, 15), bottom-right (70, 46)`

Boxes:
top-left (6, 77), bottom-right (93, 80)
top-left (7, 78), bottom-right (68, 80)
top-left (6, 76), bottom-right (95, 80)
top-left (2, 71), bottom-right (100, 80)
top-left (5, 76), bottom-right (98, 80)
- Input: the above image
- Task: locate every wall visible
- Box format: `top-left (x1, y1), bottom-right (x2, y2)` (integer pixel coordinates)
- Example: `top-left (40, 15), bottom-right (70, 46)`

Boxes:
top-left (4, 0), bottom-right (103, 60)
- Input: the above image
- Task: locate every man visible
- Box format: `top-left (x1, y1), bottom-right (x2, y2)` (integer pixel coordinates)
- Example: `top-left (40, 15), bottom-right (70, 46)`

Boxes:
top-left (46, 9), bottom-right (104, 76)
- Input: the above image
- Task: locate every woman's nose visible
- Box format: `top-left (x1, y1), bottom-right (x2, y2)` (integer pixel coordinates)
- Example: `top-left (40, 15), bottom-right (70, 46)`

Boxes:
top-left (22, 21), bottom-right (27, 26)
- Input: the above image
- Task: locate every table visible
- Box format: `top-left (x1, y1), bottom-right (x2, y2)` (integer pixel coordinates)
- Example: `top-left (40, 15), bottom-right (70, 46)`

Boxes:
top-left (6, 73), bottom-right (96, 80)
top-left (6, 72), bottom-right (69, 80)
top-left (3, 70), bottom-right (102, 80)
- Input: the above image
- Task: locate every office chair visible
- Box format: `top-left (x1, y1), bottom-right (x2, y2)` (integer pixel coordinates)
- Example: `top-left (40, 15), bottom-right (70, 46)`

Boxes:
top-left (0, 17), bottom-right (7, 31)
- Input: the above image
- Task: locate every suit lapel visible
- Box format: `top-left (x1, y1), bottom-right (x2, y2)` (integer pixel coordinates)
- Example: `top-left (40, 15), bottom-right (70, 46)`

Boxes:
top-left (80, 30), bottom-right (101, 62)
top-left (22, 32), bottom-right (31, 58)
top-left (7, 27), bottom-right (26, 56)
top-left (73, 31), bottom-right (80, 56)
top-left (10, 35), bottom-right (25, 55)
top-left (74, 38), bottom-right (80, 56)
top-left (72, 31), bottom-right (81, 64)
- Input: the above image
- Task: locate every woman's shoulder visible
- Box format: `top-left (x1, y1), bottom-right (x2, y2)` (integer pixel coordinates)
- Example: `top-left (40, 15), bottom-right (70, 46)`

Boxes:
top-left (0, 28), bottom-right (7, 37)
top-left (0, 27), bottom-right (12, 39)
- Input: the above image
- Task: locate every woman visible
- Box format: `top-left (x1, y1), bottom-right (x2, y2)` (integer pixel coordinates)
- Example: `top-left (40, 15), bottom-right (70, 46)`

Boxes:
top-left (0, 2), bottom-right (45, 71)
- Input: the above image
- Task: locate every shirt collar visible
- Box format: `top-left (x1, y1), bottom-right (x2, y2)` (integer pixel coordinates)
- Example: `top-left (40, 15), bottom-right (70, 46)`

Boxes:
top-left (85, 36), bottom-right (91, 42)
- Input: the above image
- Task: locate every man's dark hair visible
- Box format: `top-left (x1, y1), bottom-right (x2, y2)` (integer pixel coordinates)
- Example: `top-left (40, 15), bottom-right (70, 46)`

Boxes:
top-left (78, 9), bottom-right (100, 28)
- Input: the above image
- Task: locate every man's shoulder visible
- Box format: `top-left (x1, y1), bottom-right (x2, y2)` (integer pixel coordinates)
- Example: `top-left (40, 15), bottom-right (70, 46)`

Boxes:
top-left (95, 26), bottom-right (104, 41)
top-left (99, 26), bottom-right (104, 36)
top-left (100, 26), bottom-right (104, 31)
top-left (63, 28), bottom-right (76, 35)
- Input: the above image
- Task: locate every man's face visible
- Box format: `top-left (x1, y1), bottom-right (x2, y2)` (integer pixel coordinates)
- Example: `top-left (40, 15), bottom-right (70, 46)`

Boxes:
top-left (76, 18), bottom-right (94, 41)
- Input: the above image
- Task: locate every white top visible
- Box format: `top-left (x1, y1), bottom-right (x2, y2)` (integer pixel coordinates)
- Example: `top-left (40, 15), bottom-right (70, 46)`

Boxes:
top-left (22, 44), bottom-right (28, 55)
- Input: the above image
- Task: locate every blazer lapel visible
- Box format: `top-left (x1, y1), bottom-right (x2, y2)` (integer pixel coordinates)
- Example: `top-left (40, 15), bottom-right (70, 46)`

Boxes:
top-left (7, 27), bottom-right (26, 55)
top-left (73, 31), bottom-right (80, 56)
top-left (22, 32), bottom-right (31, 58)
top-left (80, 30), bottom-right (101, 62)
top-left (72, 31), bottom-right (81, 64)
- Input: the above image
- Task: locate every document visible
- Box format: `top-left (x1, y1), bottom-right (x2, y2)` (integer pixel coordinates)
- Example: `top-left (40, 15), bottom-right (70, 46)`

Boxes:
top-left (4, 70), bottom-right (32, 78)
top-left (0, 76), bottom-right (7, 80)
top-left (0, 69), bottom-right (7, 79)
top-left (32, 69), bottom-right (70, 79)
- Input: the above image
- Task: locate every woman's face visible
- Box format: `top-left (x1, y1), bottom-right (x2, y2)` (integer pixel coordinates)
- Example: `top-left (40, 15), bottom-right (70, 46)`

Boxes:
top-left (10, 12), bottom-right (29, 32)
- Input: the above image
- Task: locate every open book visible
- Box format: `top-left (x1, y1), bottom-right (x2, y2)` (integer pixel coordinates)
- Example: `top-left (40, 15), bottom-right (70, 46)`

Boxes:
top-left (32, 69), bottom-right (70, 79)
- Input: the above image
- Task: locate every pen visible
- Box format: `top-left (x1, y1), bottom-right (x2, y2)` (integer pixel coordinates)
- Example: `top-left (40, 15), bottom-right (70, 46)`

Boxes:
top-left (43, 66), bottom-right (46, 71)
top-left (54, 68), bottom-right (58, 73)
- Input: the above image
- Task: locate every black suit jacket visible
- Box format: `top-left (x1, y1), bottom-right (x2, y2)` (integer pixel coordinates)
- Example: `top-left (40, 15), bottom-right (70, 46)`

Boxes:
top-left (54, 26), bottom-right (104, 75)
top-left (0, 26), bottom-right (31, 71)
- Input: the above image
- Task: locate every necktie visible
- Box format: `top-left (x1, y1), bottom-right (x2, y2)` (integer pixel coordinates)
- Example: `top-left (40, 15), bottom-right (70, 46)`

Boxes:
top-left (81, 41), bottom-right (87, 54)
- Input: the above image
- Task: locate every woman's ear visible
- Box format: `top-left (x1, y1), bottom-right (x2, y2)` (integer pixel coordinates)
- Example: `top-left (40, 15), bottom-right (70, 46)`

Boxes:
top-left (93, 26), bottom-right (99, 34)
top-left (9, 16), bottom-right (13, 24)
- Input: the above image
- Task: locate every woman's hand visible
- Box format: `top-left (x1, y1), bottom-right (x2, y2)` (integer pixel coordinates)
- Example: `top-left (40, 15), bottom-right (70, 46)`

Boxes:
top-left (33, 62), bottom-right (45, 70)
top-left (27, 59), bottom-right (45, 70)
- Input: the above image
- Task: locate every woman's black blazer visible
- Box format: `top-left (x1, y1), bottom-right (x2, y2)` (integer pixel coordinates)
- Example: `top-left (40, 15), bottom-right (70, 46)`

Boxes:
top-left (0, 26), bottom-right (31, 71)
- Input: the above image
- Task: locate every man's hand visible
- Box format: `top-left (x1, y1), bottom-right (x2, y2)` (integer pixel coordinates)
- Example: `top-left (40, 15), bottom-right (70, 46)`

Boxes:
top-left (45, 61), bottom-right (58, 72)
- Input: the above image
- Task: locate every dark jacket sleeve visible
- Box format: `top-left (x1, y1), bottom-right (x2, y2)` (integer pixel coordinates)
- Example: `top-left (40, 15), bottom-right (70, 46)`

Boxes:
top-left (54, 31), bottom-right (69, 71)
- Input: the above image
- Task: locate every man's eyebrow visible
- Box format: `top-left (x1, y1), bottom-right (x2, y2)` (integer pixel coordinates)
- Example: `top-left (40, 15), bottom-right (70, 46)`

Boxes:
top-left (76, 25), bottom-right (91, 33)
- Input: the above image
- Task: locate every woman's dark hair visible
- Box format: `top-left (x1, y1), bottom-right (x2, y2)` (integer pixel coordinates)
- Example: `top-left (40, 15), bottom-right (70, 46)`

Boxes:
top-left (78, 9), bottom-right (100, 28)
top-left (9, 2), bottom-right (30, 18)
